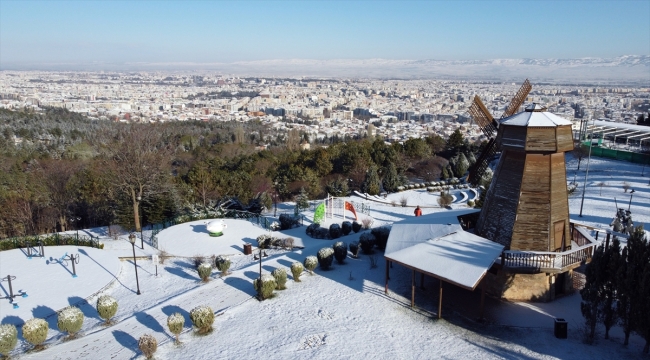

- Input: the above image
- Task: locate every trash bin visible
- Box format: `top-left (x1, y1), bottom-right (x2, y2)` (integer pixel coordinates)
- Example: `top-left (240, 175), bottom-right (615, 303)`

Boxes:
top-left (243, 244), bottom-right (252, 255)
top-left (554, 318), bottom-right (567, 339)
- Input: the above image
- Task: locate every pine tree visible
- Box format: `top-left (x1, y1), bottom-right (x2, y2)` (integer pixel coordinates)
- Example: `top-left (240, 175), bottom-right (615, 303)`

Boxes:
top-left (455, 153), bottom-right (469, 177)
top-left (382, 162), bottom-right (400, 193)
top-left (638, 261), bottom-right (650, 353)
top-left (295, 187), bottom-right (309, 210)
top-left (617, 226), bottom-right (648, 345)
top-left (581, 244), bottom-right (605, 343)
top-left (600, 238), bottom-right (621, 339)
top-left (441, 166), bottom-right (450, 180)
top-left (362, 166), bottom-right (381, 195)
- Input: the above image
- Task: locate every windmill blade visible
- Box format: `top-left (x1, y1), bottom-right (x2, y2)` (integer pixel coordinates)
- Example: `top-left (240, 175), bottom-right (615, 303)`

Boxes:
top-left (468, 138), bottom-right (498, 186)
top-left (468, 96), bottom-right (498, 137)
top-left (502, 79), bottom-right (532, 118)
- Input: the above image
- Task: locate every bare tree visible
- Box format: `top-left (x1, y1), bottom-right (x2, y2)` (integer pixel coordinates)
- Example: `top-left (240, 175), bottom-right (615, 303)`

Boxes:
top-left (104, 125), bottom-right (173, 232)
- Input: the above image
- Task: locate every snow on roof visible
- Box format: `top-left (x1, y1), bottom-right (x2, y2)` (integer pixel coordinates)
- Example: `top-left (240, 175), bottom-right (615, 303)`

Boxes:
top-left (385, 209), bottom-right (479, 255)
top-left (500, 111), bottom-right (572, 127)
top-left (385, 230), bottom-right (504, 290)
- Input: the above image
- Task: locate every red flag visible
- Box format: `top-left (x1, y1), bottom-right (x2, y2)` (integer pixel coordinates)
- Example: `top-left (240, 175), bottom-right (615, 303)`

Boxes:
top-left (344, 201), bottom-right (358, 220)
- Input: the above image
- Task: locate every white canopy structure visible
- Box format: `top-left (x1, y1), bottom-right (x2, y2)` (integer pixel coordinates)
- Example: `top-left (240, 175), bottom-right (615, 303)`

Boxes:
top-left (384, 209), bottom-right (504, 319)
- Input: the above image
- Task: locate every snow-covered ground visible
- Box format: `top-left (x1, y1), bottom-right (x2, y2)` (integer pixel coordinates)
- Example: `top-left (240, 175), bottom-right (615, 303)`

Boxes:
top-left (2, 154), bottom-right (650, 359)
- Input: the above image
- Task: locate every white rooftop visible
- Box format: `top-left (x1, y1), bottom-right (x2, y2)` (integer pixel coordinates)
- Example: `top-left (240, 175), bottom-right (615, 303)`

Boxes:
top-left (500, 109), bottom-right (572, 127)
top-left (385, 230), bottom-right (504, 290)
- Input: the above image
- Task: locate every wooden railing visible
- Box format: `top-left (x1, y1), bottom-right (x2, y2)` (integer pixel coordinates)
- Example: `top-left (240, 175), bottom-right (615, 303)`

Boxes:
top-left (501, 242), bottom-right (599, 272)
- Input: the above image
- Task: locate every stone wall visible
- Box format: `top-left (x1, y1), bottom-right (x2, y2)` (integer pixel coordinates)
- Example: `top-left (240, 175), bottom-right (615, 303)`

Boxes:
top-left (484, 269), bottom-right (574, 302)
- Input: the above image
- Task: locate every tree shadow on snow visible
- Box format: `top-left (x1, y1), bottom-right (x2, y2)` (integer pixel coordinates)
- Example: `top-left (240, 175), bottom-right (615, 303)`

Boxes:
top-left (222, 276), bottom-right (256, 297)
top-left (68, 296), bottom-right (101, 321)
top-left (1, 315), bottom-right (24, 327)
top-left (135, 311), bottom-right (172, 340)
top-left (189, 224), bottom-right (207, 234)
top-left (32, 305), bottom-right (59, 330)
top-left (112, 329), bottom-right (139, 356)
top-left (164, 266), bottom-right (198, 281)
top-left (243, 270), bottom-right (259, 280)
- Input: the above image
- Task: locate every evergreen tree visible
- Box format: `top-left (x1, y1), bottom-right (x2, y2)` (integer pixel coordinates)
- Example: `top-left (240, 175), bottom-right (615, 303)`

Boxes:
top-left (446, 129), bottom-right (465, 152)
top-left (617, 226), bottom-right (648, 345)
top-left (362, 166), bottom-right (381, 195)
top-left (325, 177), bottom-right (349, 197)
top-left (382, 162), bottom-right (400, 193)
top-left (581, 244), bottom-right (605, 343)
top-left (600, 237), bottom-right (621, 339)
top-left (441, 166), bottom-right (450, 180)
top-left (295, 187), bottom-right (309, 210)
top-left (638, 260), bottom-right (650, 353)
top-left (455, 153), bottom-right (470, 177)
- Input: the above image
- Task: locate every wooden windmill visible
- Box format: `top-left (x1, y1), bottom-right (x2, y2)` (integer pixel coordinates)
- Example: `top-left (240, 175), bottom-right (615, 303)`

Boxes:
top-left (468, 80), bottom-right (575, 252)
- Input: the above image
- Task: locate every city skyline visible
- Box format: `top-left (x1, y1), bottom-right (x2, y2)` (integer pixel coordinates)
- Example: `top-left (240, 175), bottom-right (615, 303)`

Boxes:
top-left (1, 0), bottom-right (649, 70)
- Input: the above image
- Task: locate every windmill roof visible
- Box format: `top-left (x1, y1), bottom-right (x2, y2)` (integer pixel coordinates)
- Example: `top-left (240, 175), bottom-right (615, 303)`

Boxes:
top-left (500, 110), bottom-right (572, 127)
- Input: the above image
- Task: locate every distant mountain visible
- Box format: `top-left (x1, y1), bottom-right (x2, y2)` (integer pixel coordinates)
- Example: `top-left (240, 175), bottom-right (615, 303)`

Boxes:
top-left (3, 55), bottom-right (648, 84)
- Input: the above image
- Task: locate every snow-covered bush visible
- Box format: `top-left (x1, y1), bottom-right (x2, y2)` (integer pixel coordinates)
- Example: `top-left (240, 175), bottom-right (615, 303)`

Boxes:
top-left (467, 200), bottom-right (475, 208)
top-left (272, 268), bottom-right (287, 290)
top-left (279, 214), bottom-right (298, 230)
top-left (189, 305), bottom-right (214, 334)
top-left (352, 221), bottom-right (362, 233)
top-left (269, 221), bottom-right (281, 231)
top-left (96, 295), bottom-right (118, 324)
top-left (314, 227), bottom-right (330, 239)
top-left (349, 241), bottom-right (360, 257)
top-left (281, 237), bottom-right (295, 250)
top-left (359, 233), bottom-right (376, 254)
top-left (317, 247), bottom-right (334, 270)
top-left (306, 223), bottom-right (319, 236)
top-left (371, 226), bottom-right (391, 250)
top-left (197, 262), bottom-right (213, 282)
top-left (341, 221), bottom-right (352, 235)
top-left (329, 224), bottom-right (341, 239)
top-left (361, 217), bottom-right (373, 229)
top-left (397, 186), bottom-right (405, 192)
top-left (257, 234), bottom-right (272, 249)
top-left (253, 274), bottom-right (276, 300)
top-left (290, 262), bottom-right (304, 282)
top-left (167, 312), bottom-right (185, 344)
top-left (138, 334), bottom-right (157, 359)
top-left (304, 256), bottom-right (318, 274)
top-left (215, 255), bottom-right (231, 275)
top-left (22, 318), bottom-right (48, 349)
top-left (0, 324), bottom-right (17, 356)
top-left (57, 306), bottom-right (84, 337)
top-left (333, 241), bottom-right (347, 264)
top-left (427, 187), bottom-right (435, 192)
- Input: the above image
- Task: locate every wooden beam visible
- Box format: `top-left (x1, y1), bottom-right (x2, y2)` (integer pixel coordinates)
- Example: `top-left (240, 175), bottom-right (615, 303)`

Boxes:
top-left (420, 272), bottom-right (425, 289)
top-left (438, 280), bottom-right (443, 319)
top-left (480, 282), bottom-right (486, 321)
top-left (411, 270), bottom-right (415, 308)
top-left (385, 259), bottom-right (389, 294)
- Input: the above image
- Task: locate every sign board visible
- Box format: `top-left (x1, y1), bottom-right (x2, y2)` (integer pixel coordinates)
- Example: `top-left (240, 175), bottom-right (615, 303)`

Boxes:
top-left (151, 255), bottom-right (159, 264)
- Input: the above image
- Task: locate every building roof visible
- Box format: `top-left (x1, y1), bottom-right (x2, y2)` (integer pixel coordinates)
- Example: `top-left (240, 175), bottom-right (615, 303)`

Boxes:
top-left (500, 109), bottom-right (572, 128)
top-left (384, 209), bottom-right (504, 290)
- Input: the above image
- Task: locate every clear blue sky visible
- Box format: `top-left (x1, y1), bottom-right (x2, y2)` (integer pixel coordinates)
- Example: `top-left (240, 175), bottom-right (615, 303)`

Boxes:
top-left (1, 0), bottom-right (648, 66)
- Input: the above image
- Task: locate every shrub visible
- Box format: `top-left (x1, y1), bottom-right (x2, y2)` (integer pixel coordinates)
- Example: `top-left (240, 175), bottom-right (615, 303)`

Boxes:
top-left (349, 241), bottom-right (360, 257)
top-left (197, 262), bottom-right (212, 282)
top-left (306, 223), bottom-right (319, 236)
top-left (271, 237), bottom-right (282, 248)
top-left (314, 227), bottom-right (330, 239)
top-left (215, 255), bottom-right (231, 275)
top-left (272, 268), bottom-right (287, 290)
top-left (279, 214), bottom-right (298, 230)
top-left (304, 256), bottom-right (318, 274)
top-left (371, 226), bottom-right (391, 251)
top-left (317, 247), bottom-right (334, 270)
top-left (400, 196), bottom-right (408, 207)
top-left (138, 334), bottom-right (157, 359)
top-left (253, 274), bottom-right (276, 300)
top-left (167, 313), bottom-right (185, 344)
top-left (467, 200), bottom-right (475, 208)
top-left (333, 241), bottom-right (347, 264)
top-left (256, 234), bottom-right (272, 249)
top-left (192, 255), bottom-right (205, 269)
top-left (352, 221), bottom-right (362, 233)
top-left (159, 249), bottom-right (171, 264)
top-left (427, 187), bottom-right (435, 192)
top-left (438, 192), bottom-right (453, 208)
top-left (281, 237), bottom-right (295, 250)
top-left (189, 305), bottom-right (214, 334)
top-left (329, 224), bottom-right (342, 239)
top-left (57, 306), bottom-right (84, 337)
top-left (0, 324), bottom-right (17, 356)
top-left (22, 318), bottom-right (48, 349)
top-left (96, 295), bottom-right (118, 324)
top-left (341, 221), bottom-right (352, 235)
top-left (290, 262), bottom-right (304, 282)
top-left (359, 233), bottom-right (376, 254)
top-left (361, 217), bottom-right (373, 230)
top-left (397, 186), bottom-right (405, 192)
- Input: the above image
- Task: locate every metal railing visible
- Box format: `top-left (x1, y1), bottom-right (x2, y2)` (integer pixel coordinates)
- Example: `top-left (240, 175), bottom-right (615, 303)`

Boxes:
top-left (501, 242), bottom-right (599, 272)
top-left (0, 233), bottom-right (101, 252)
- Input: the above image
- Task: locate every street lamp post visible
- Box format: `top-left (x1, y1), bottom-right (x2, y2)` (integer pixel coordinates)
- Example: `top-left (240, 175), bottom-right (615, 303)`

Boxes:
top-left (136, 195), bottom-right (144, 249)
top-left (128, 233), bottom-right (142, 295)
top-left (628, 189), bottom-right (635, 211)
top-left (580, 120), bottom-right (595, 217)
top-left (273, 181), bottom-right (278, 217)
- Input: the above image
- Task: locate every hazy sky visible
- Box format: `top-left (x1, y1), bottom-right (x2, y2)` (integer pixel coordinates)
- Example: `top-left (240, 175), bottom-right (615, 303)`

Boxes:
top-left (1, 0), bottom-right (648, 67)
